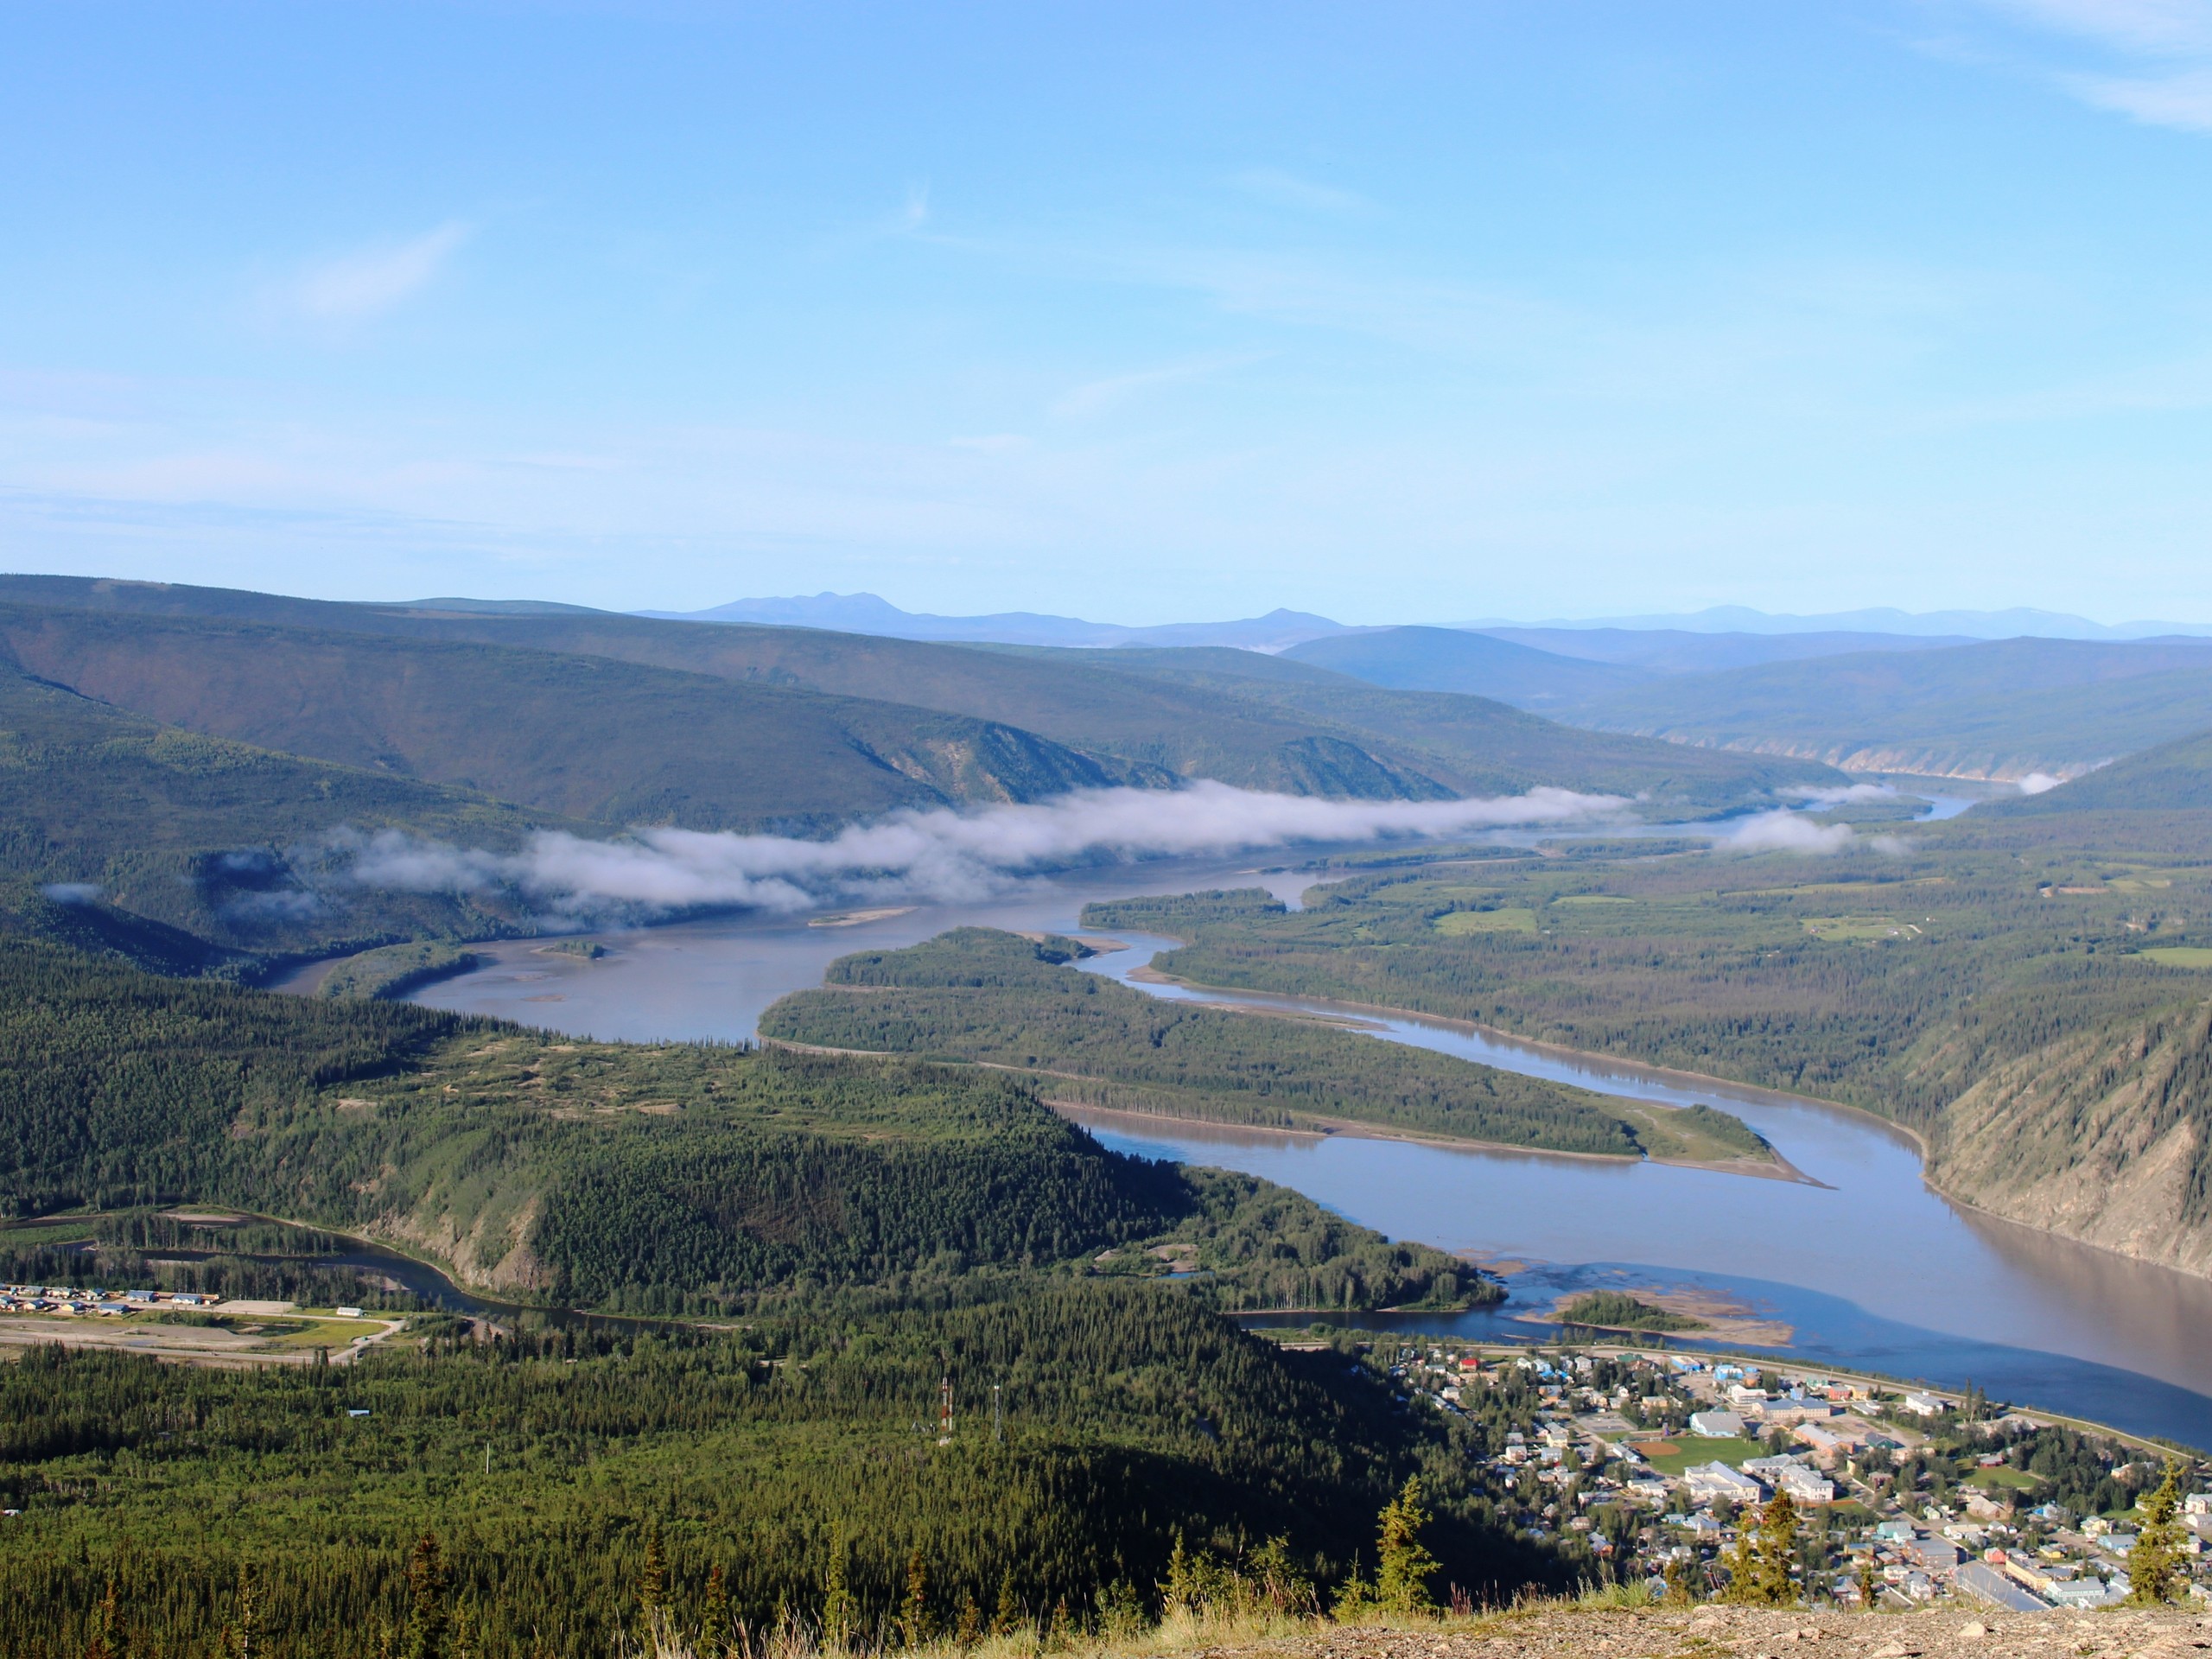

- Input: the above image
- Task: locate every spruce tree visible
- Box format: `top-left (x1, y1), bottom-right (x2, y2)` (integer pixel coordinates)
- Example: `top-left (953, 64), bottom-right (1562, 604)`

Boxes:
top-left (701, 1563), bottom-right (732, 1659)
top-left (404, 1535), bottom-right (448, 1659)
top-left (991, 1573), bottom-right (1021, 1637)
top-left (638, 1519), bottom-right (668, 1644)
top-left (2127, 1463), bottom-right (2189, 1605)
top-left (1375, 1476), bottom-right (1440, 1616)
top-left (899, 1548), bottom-right (932, 1648)
top-left (1160, 1529), bottom-right (1196, 1617)
top-left (87, 1569), bottom-right (126, 1659)
top-left (821, 1529), bottom-right (857, 1650)
top-left (1720, 1494), bottom-right (1800, 1607)
top-left (219, 1563), bottom-right (260, 1659)
top-left (1330, 1554), bottom-right (1376, 1620)
top-left (1754, 1491), bottom-right (1800, 1605)
top-left (953, 1588), bottom-right (983, 1648)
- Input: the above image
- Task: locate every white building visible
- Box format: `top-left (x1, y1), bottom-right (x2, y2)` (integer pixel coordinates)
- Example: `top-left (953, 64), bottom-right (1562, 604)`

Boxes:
top-left (1900, 1391), bottom-right (1947, 1417)
top-left (1778, 1465), bottom-right (1837, 1503)
top-left (1684, 1461), bottom-right (1766, 1506)
top-left (1688, 1409), bottom-right (1745, 1437)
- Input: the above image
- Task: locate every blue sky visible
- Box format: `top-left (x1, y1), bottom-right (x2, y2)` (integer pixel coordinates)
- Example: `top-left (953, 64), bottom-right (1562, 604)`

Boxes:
top-left (5, 1), bottom-right (2212, 624)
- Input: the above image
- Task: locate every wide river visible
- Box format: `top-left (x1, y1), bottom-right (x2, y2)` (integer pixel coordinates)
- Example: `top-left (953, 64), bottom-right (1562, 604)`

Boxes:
top-left (385, 848), bottom-right (2212, 1447)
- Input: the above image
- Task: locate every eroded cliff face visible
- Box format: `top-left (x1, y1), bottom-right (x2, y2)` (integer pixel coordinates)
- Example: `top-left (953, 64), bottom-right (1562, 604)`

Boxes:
top-left (1605, 728), bottom-right (2102, 782)
top-left (1927, 1000), bottom-right (2212, 1279)
top-left (371, 1191), bottom-right (555, 1295)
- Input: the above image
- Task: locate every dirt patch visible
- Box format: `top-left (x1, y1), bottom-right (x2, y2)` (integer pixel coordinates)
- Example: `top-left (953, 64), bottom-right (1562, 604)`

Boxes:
top-left (1513, 1282), bottom-right (1795, 1349)
top-left (1241, 1606), bottom-right (2212, 1659)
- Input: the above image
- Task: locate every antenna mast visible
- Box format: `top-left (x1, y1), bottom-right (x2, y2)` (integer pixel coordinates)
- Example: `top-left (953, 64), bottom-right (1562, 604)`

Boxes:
top-left (938, 1375), bottom-right (953, 1444)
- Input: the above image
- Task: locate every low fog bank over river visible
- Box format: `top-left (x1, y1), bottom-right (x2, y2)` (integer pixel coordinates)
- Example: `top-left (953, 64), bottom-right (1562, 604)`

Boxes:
top-left (392, 844), bottom-right (2212, 1446)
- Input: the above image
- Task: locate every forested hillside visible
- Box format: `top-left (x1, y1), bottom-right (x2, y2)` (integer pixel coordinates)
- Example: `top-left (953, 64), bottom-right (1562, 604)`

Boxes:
top-left (759, 927), bottom-right (1770, 1166)
top-left (0, 664), bottom-right (558, 954)
top-left (0, 603), bottom-right (1154, 831)
top-left (1080, 835), bottom-right (2212, 1277)
top-left (0, 1297), bottom-right (1574, 1658)
top-left (0, 577), bottom-right (1840, 809)
top-left (1986, 727), bottom-right (2212, 817)
top-left (1562, 636), bottom-right (2212, 779)
top-left (1281, 626), bottom-right (1654, 709)
top-left (0, 939), bottom-right (1478, 1313)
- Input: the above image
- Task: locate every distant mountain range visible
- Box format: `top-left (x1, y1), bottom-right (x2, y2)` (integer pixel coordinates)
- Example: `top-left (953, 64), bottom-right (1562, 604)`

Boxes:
top-left (1455, 604), bottom-right (2212, 641)
top-left (634, 591), bottom-right (2212, 652)
top-left (634, 592), bottom-right (1352, 652)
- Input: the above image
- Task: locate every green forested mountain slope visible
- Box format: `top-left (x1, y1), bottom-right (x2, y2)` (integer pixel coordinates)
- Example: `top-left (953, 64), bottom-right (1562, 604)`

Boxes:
top-left (1282, 626), bottom-right (1656, 709)
top-left (0, 939), bottom-right (1479, 1313)
top-left (1986, 726), bottom-right (2212, 815)
top-left (1174, 675), bottom-right (1839, 806)
top-left (1563, 637), bottom-right (2212, 778)
top-left (979, 645), bottom-right (1842, 807)
top-left (0, 1293), bottom-right (1570, 1658)
top-left (0, 664), bottom-right (562, 953)
top-left (0, 576), bottom-right (1840, 805)
top-left (759, 927), bottom-right (1773, 1162)
top-left (0, 603), bottom-right (1154, 832)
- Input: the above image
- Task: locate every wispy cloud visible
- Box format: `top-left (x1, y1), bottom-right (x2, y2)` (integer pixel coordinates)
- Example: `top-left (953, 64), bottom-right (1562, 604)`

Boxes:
top-left (1050, 352), bottom-right (1265, 419)
top-left (327, 781), bottom-right (1629, 919)
top-left (292, 222), bottom-right (472, 321)
top-left (1782, 782), bottom-right (1898, 806)
top-left (1714, 810), bottom-right (1858, 855)
top-left (1228, 168), bottom-right (1372, 214)
top-left (1963, 0), bottom-right (2212, 130)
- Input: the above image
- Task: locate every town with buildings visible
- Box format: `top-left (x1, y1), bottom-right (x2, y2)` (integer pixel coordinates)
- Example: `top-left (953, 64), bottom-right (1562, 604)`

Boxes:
top-left (0, 1280), bottom-right (368, 1319)
top-left (1373, 1341), bottom-right (2211, 1613)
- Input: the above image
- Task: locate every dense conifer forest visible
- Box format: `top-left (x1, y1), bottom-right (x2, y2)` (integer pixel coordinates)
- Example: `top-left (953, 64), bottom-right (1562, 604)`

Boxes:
top-left (757, 928), bottom-right (1745, 1160)
top-left (0, 938), bottom-right (1484, 1313)
top-left (0, 1290), bottom-right (1580, 1657)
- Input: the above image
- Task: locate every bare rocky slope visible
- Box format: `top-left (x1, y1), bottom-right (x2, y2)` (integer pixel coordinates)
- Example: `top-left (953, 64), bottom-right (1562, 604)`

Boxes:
top-left (1929, 999), bottom-right (2212, 1280)
top-left (1255, 1606), bottom-right (2212, 1659)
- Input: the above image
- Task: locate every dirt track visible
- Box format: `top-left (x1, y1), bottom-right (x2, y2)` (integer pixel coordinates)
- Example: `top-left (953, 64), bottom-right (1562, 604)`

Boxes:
top-left (1211, 1606), bottom-right (2212, 1659)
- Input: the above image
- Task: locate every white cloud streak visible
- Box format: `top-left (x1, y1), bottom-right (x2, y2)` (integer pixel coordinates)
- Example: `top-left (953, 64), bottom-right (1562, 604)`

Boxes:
top-left (294, 223), bottom-right (472, 321)
top-left (1782, 782), bottom-right (1898, 806)
top-left (1969, 0), bottom-right (2212, 130)
top-left (1715, 810), bottom-right (1858, 855)
top-left (333, 781), bottom-right (1630, 918)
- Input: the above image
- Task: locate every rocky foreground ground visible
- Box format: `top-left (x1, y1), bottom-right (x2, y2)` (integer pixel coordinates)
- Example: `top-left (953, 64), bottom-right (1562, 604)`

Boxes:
top-left (1197, 1608), bottom-right (2212, 1659)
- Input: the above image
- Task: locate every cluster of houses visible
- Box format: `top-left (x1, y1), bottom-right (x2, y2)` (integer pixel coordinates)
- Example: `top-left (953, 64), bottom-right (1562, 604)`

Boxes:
top-left (0, 1282), bottom-right (224, 1317)
top-left (1387, 1342), bottom-right (2209, 1612)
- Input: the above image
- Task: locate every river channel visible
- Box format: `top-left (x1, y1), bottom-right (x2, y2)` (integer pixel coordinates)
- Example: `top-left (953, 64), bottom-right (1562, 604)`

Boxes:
top-left (385, 846), bottom-right (2212, 1448)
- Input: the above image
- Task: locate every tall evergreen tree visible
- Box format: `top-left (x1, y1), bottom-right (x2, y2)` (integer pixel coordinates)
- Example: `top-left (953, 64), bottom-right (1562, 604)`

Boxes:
top-left (1375, 1477), bottom-right (1440, 1615)
top-left (2128, 1463), bottom-right (2190, 1605)
top-left (1720, 1495), bottom-right (1799, 1607)
top-left (701, 1564), bottom-right (733, 1659)
top-left (638, 1518), bottom-right (668, 1643)
top-left (820, 1529), bottom-right (856, 1649)
top-left (991, 1573), bottom-right (1020, 1637)
top-left (218, 1564), bottom-right (259, 1659)
top-left (899, 1548), bottom-right (932, 1648)
top-left (87, 1569), bottom-right (127, 1659)
top-left (404, 1535), bottom-right (448, 1659)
